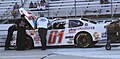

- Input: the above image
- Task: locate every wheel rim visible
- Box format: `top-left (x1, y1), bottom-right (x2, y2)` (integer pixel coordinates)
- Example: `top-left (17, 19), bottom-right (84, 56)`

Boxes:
top-left (76, 33), bottom-right (90, 47)
top-left (79, 37), bottom-right (87, 45)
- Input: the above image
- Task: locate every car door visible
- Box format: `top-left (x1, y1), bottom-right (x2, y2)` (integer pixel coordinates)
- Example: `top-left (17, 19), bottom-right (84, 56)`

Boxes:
top-left (47, 20), bottom-right (67, 46)
top-left (65, 19), bottom-right (84, 44)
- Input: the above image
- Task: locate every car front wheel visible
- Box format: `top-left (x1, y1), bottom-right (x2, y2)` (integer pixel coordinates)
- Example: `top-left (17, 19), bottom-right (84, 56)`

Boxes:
top-left (25, 35), bottom-right (34, 49)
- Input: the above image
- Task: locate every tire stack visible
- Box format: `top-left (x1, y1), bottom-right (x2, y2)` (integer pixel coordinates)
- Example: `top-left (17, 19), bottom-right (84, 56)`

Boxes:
top-left (105, 20), bottom-right (120, 50)
top-left (107, 24), bottom-right (118, 43)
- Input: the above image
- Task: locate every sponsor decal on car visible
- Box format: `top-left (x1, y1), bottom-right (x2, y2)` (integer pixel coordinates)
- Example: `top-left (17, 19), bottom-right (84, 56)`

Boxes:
top-left (29, 30), bottom-right (35, 35)
top-left (79, 26), bottom-right (95, 30)
top-left (34, 35), bottom-right (40, 41)
top-left (65, 36), bottom-right (74, 38)
top-left (35, 41), bottom-right (40, 44)
top-left (69, 29), bottom-right (76, 33)
top-left (93, 32), bottom-right (100, 40)
top-left (85, 23), bottom-right (88, 26)
top-left (67, 41), bottom-right (73, 44)
top-left (101, 33), bottom-right (107, 38)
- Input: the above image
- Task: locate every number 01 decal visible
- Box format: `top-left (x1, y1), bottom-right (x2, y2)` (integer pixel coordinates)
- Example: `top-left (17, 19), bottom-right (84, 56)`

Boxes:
top-left (48, 30), bottom-right (64, 44)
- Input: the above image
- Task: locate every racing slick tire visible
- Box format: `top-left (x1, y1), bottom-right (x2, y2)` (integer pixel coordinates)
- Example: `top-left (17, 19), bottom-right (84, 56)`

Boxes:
top-left (105, 43), bottom-right (111, 50)
top-left (25, 35), bottom-right (34, 49)
top-left (75, 32), bottom-right (93, 48)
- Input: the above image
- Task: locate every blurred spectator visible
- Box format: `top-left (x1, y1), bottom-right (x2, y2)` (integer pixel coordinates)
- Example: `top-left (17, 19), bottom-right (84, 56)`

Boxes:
top-left (37, 4), bottom-right (45, 10)
top-left (29, 0), bottom-right (47, 11)
top-left (29, 1), bottom-right (34, 8)
top-left (50, 0), bottom-right (59, 1)
top-left (105, 0), bottom-right (109, 4)
top-left (37, 0), bottom-right (46, 10)
top-left (40, 3), bottom-right (46, 10)
top-left (37, 1), bottom-right (40, 7)
top-left (13, 2), bottom-right (19, 9)
top-left (100, 0), bottom-right (109, 4)
top-left (13, 2), bottom-right (19, 18)
top-left (11, 9), bottom-right (16, 18)
top-left (41, 0), bottom-right (46, 10)
top-left (34, 2), bottom-right (37, 8)
top-left (37, 4), bottom-right (42, 10)
top-left (40, 0), bottom-right (46, 4)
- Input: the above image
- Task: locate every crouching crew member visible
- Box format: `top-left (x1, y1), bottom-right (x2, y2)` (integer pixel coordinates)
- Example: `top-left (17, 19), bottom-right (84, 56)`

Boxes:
top-left (5, 24), bottom-right (17, 50)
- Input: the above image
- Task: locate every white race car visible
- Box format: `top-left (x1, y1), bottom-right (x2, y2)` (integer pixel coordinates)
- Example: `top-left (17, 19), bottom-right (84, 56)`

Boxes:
top-left (10, 8), bottom-right (109, 48)
top-left (11, 18), bottom-right (108, 48)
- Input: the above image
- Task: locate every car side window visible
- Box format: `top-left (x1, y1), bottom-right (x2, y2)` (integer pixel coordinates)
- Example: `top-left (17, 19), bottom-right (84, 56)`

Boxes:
top-left (53, 21), bottom-right (65, 29)
top-left (48, 21), bottom-right (66, 30)
top-left (69, 20), bottom-right (83, 28)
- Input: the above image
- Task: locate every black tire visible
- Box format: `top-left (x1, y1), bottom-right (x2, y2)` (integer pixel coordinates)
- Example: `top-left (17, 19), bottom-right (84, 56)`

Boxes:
top-left (92, 41), bottom-right (98, 45)
top-left (76, 33), bottom-right (93, 48)
top-left (105, 43), bottom-right (111, 50)
top-left (25, 35), bottom-right (34, 49)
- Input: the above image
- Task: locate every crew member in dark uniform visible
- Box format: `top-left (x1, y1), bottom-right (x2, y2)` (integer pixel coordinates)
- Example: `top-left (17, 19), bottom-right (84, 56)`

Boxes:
top-left (37, 13), bottom-right (49, 50)
top-left (5, 14), bottom-right (27, 50)
top-left (16, 14), bottom-right (26, 50)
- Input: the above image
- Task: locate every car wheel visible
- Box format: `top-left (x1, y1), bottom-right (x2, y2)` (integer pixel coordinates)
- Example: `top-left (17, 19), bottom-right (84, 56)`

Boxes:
top-left (105, 43), bottom-right (111, 50)
top-left (76, 33), bottom-right (93, 48)
top-left (25, 35), bottom-right (34, 49)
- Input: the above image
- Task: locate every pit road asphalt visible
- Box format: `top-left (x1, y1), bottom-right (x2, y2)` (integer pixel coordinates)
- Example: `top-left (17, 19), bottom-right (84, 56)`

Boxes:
top-left (1, 43), bottom-right (120, 59)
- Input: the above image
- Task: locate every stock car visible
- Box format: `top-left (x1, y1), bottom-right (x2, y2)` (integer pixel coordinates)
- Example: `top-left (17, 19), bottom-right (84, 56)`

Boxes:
top-left (10, 18), bottom-right (109, 49)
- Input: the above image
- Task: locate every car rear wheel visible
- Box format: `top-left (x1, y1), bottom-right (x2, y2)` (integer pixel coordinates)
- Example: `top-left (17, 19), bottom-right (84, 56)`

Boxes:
top-left (25, 35), bottom-right (34, 49)
top-left (76, 33), bottom-right (93, 48)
